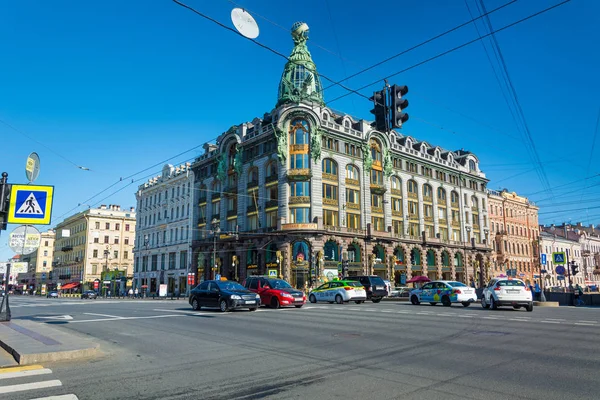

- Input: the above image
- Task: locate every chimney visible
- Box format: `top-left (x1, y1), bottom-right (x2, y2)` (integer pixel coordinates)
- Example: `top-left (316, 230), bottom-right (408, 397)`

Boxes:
top-left (591, 224), bottom-right (595, 232)
top-left (577, 222), bottom-right (583, 227)
top-left (100, 205), bottom-right (107, 210)
top-left (130, 207), bottom-right (135, 212)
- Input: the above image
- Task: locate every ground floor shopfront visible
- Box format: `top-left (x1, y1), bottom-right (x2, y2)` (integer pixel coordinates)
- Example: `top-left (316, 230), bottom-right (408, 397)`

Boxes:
top-left (133, 269), bottom-right (188, 296)
top-left (192, 230), bottom-right (493, 290)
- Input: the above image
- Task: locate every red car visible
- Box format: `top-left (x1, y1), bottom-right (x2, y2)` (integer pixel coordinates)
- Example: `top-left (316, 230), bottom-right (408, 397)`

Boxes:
top-left (243, 277), bottom-right (306, 308)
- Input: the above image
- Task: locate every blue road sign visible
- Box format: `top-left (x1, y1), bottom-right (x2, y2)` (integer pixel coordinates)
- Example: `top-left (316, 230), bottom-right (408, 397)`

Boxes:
top-left (552, 252), bottom-right (566, 265)
top-left (556, 265), bottom-right (566, 275)
top-left (215, 274), bottom-right (221, 280)
top-left (7, 184), bottom-right (54, 225)
top-left (541, 253), bottom-right (547, 265)
top-left (540, 269), bottom-right (547, 274)
top-left (557, 275), bottom-right (565, 281)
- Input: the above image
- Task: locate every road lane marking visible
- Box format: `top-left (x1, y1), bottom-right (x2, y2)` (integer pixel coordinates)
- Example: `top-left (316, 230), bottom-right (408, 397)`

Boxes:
top-left (0, 368), bottom-right (52, 380)
top-left (30, 395), bottom-right (79, 400)
top-left (540, 320), bottom-right (561, 324)
top-left (83, 312), bottom-right (125, 319)
top-left (577, 320), bottom-right (597, 324)
top-left (544, 318), bottom-right (566, 321)
top-left (482, 316), bottom-right (500, 320)
top-left (69, 314), bottom-right (183, 323)
top-left (575, 323), bottom-right (597, 326)
top-left (0, 365), bottom-right (44, 374)
top-left (0, 379), bottom-right (62, 394)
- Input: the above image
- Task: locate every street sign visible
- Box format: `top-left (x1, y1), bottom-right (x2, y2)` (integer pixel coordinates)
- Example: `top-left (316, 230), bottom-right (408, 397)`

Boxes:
top-left (268, 269), bottom-right (277, 277)
top-left (541, 253), bottom-right (547, 265)
top-left (25, 152), bottom-right (41, 183)
top-left (8, 225), bottom-right (41, 255)
top-left (557, 275), bottom-right (565, 281)
top-left (540, 269), bottom-right (547, 274)
top-left (552, 252), bottom-right (566, 265)
top-left (556, 265), bottom-right (566, 275)
top-left (7, 184), bottom-right (54, 225)
top-left (215, 274), bottom-right (221, 280)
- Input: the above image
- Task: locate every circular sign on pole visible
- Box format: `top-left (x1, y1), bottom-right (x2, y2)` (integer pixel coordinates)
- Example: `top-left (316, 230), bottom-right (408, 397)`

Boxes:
top-left (231, 8), bottom-right (259, 39)
top-left (8, 225), bottom-right (41, 255)
top-left (25, 152), bottom-right (41, 183)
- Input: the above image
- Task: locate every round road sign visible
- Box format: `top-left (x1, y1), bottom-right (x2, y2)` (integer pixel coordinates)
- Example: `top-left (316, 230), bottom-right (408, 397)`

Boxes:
top-left (8, 225), bottom-right (41, 255)
top-left (25, 152), bottom-right (41, 183)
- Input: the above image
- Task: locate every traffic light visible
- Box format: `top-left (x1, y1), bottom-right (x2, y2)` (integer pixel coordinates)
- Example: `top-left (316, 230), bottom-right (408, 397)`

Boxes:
top-left (571, 262), bottom-right (579, 275)
top-left (342, 260), bottom-right (349, 277)
top-left (389, 84), bottom-right (409, 129)
top-left (369, 89), bottom-right (388, 132)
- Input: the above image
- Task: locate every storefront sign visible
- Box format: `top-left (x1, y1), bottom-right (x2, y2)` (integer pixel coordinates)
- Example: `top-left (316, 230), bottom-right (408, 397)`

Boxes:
top-left (323, 261), bottom-right (339, 268)
top-left (266, 262), bottom-right (278, 268)
top-left (373, 263), bottom-right (387, 270)
top-left (281, 223), bottom-right (317, 230)
top-left (247, 264), bottom-right (258, 269)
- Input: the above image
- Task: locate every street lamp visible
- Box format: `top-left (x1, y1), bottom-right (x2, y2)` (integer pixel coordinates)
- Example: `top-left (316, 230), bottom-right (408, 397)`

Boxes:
top-left (464, 226), bottom-right (471, 284)
top-left (211, 218), bottom-right (220, 280)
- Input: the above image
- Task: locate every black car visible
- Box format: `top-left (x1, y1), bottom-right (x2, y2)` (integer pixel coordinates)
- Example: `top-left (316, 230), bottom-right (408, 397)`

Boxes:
top-left (344, 276), bottom-right (388, 303)
top-left (189, 280), bottom-right (260, 312)
top-left (81, 290), bottom-right (98, 299)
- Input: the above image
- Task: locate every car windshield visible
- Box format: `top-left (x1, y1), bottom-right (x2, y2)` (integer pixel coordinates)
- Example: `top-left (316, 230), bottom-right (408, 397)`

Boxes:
top-left (267, 279), bottom-right (292, 289)
top-left (498, 280), bottom-right (525, 287)
top-left (342, 281), bottom-right (363, 287)
top-left (370, 277), bottom-right (385, 285)
top-left (216, 281), bottom-right (246, 291)
top-left (447, 282), bottom-right (467, 287)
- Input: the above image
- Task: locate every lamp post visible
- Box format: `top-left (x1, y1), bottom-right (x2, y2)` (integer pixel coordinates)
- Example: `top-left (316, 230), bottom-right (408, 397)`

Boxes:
top-left (211, 218), bottom-right (220, 280)
top-left (276, 251), bottom-right (282, 279)
top-left (464, 226), bottom-right (471, 284)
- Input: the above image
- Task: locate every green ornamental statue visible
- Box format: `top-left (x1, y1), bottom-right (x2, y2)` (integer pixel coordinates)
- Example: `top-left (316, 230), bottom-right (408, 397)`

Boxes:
top-left (362, 141), bottom-right (373, 172)
top-left (233, 145), bottom-right (243, 175)
top-left (216, 154), bottom-right (227, 182)
top-left (383, 147), bottom-right (393, 177)
top-left (310, 128), bottom-right (322, 162)
top-left (275, 126), bottom-right (287, 165)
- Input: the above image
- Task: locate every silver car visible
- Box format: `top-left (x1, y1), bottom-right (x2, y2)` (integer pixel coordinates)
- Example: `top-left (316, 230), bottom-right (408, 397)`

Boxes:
top-left (481, 278), bottom-right (533, 311)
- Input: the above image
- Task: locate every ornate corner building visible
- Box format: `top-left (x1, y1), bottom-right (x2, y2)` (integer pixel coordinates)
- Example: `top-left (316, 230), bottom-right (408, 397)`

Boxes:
top-left (191, 22), bottom-right (492, 289)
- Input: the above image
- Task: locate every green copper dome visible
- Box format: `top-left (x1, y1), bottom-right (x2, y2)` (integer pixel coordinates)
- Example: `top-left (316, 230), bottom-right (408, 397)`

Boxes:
top-left (276, 22), bottom-right (325, 107)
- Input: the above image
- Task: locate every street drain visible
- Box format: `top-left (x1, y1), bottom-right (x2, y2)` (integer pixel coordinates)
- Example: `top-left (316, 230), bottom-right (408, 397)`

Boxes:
top-left (333, 333), bottom-right (362, 338)
top-left (471, 330), bottom-right (509, 336)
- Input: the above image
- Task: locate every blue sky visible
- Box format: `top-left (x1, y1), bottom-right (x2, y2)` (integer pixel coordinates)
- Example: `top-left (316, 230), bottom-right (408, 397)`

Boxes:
top-left (1, 0), bottom-right (599, 260)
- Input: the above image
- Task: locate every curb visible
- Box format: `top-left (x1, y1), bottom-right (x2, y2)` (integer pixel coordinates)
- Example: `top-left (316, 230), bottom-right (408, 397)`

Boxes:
top-left (533, 301), bottom-right (560, 307)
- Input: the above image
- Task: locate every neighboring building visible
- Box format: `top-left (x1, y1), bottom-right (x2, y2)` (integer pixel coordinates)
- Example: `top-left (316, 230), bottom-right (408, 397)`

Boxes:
top-left (19, 229), bottom-right (55, 292)
top-left (133, 163), bottom-right (194, 295)
top-left (540, 223), bottom-right (600, 288)
top-left (52, 205), bottom-right (136, 293)
top-left (487, 189), bottom-right (540, 283)
top-left (190, 22), bottom-right (492, 290)
top-left (539, 226), bottom-right (583, 287)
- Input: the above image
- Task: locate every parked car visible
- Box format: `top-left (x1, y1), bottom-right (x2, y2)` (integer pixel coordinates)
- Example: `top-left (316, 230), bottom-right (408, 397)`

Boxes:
top-left (481, 278), bottom-right (533, 312)
top-left (46, 291), bottom-right (59, 298)
top-left (189, 280), bottom-right (260, 312)
top-left (410, 281), bottom-right (476, 307)
top-left (344, 276), bottom-right (388, 303)
top-left (389, 286), bottom-right (411, 298)
top-left (243, 276), bottom-right (305, 308)
top-left (308, 280), bottom-right (367, 304)
top-left (81, 290), bottom-right (98, 299)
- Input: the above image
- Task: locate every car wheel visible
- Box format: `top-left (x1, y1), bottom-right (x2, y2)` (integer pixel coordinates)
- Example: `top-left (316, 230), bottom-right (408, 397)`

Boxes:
top-left (249, 307), bottom-right (257, 311)
top-left (219, 299), bottom-right (229, 312)
top-left (526, 303), bottom-right (533, 312)
top-left (295, 305), bottom-right (303, 308)
top-left (442, 296), bottom-right (451, 307)
top-left (461, 302), bottom-right (471, 307)
top-left (309, 294), bottom-right (317, 303)
top-left (335, 294), bottom-right (343, 304)
top-left (429, 302), bottom-right (437, 306)
top-left (410, 295), bottom-right (420, 305)
top-left (481, 297), bottom-right (489, 309)
top-left (372, 298), bottom-right (382, 303)
top-left (191, 298), bottom-right (200, 311)
top-left (271, 298), bottom-right (280, 309)
top-left (490, 296), bottom-right (498, 310)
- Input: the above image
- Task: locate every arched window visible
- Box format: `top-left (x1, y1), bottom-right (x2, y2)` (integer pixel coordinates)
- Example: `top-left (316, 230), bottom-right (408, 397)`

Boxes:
top-left (266, 161), bottom-right (277, 178)
top-left (408, 180), bottom-right (418, 194)
top-left (423, 184), bottom-right (433, 200)
top-left (348, 243), bottom-right (361, 262)
top-left (289, 119), bottom-right (309, 145)
top-left (292, 241), bottom-right (309, 263)
top-left (394, 247), bottom-right (405, 263)
top-left (322, 159), bottom-right (338, 176)
top-left (372, 245), bottom-right (385, 261)
top-left (437, 187), bottom-right (446, 201)
top-left (410, 248), bottom-right (421, 266)
top-left (346, 165), bottom-right (359, 181)
top-left (471, 196), bottom-right (478, 210)
top-left (391, 176), bottom-right (402, 191)
top-left (426, 250), bottom-right (435, 267)
top-left (344, 120), bottom-right (350, 128)
top-left (469, 160), bottom-right (476, 171)
top-left (322, 113), bottom-right (328, 121)
top-left (228, 145), bottom-right (237, 169)
top-left (370, 139), bottom-right (382, 163)
top-left (248, 167), bottom-right (258, 184)
top-left (451, 191), bottom-right (459, 204)
top-left (441, 251), bottom-right (450, 267)
top-left (454, 252), bottom-right (463, 267)
top-left (323, 241), bottom-right (339, 261)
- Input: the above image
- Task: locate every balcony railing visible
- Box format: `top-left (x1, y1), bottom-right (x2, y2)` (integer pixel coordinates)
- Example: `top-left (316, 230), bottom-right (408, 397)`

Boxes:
top-left (345, 178), bottom-right (359, 186)
top-left (197, 217), bottom-right (206, 225)
top-left (265, 199), bottom-right (278, 209)
top-left (61, 245), bottom-right (73, 252)
top-left (391, 189), bottom-right (402, 196)
top-left (227, 210), bottom-right (237, 218)
top-left (198, 197), bottom-right (207, 204)
top-left (372, 206), bottom-right (384, 214)
top-left (408, 192), bottom-right (418, 199)
top-left (323, 198), bottom-right (338, 206)
top-left (211, 193), bottom-right (221, 202)
top-left (247, 204), bottom-right (257, 213)
top-left (346, 202), bottom-right (360, 210)
top-left (323, 173), bottom-right (337, 182)
top-left (265, 174), bottom-right (278, 184)
top-left (289, 196), bottom-right (310, 204)
top-left (287, 169), bottom-right (311, 181)
top-left (392, 210), bottom-right (403, 217)
top-left (290, 144), bottom-right (309, 152)
top-left (370, 184), bottom-right (386, 195)
top-left (247, 180), bottom-right (259, 189)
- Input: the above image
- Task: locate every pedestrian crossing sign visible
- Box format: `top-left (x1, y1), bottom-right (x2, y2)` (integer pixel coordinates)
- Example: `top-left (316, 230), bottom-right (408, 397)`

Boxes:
top-left (7, 184), bottom-right (54, 225)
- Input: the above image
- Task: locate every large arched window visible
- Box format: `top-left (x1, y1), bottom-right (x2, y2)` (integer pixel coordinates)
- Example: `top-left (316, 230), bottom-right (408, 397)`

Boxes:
top-left (289, 119), bottom-right (309, 145)
top-left (408, 180), bottom-right (418, 195)
top-left (437, 187), bottom-right (446, 202)
top-left (426, 250), bottom-right (435, 267)
top-left (265, 242), bottom-right (278, 264)
top-left (370, 138), bottom-right (383, 163)
top-left (322, 159), bottom-right (338, 176)
top-left (411, 248), bottom-right (421, 266)
top-left (451, 190), bottom-right (459, 205)
top-left (469, 159), bottom-right (476, 171)
top-left (394, 247), bottom-right (405, 263)
top-left (348, 243), bottom-right (361, 262)
top-left (423, 184), bottom-right (433, 200)
top-left (391, 176), bottom-right (402, 192)
top-left (372, 245), bottom-right (385, 262)
top-left (471, 196), bottom-right (479, 210)
top-left (292, 241), bottom-right (309, 263)
top-left (346, 165), bottom-right (360, 181)
top-left (324, 240), bottom-right (339, 261)
top-left (248, 167), bottom-right (258, 185)
top-left (266, 161), bottom-right (277, 178)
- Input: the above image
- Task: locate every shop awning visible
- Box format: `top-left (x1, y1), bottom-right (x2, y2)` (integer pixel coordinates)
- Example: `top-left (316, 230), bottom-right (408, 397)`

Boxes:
top-left (61, 282), bottom-right (80, 290)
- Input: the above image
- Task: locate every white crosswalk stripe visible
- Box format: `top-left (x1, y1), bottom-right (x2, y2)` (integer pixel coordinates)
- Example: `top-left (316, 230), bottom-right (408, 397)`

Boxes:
top-left (0, 366), bottom-right (78, 399)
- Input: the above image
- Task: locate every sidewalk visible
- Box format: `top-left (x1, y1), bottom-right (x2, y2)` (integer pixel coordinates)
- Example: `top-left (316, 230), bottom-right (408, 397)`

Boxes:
top-left (0, 320), bottom-right (99, 366)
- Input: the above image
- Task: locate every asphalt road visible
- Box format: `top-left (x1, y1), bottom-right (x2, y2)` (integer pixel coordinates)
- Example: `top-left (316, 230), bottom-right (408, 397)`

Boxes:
top-left (4, 296), bottom-right (600, 400)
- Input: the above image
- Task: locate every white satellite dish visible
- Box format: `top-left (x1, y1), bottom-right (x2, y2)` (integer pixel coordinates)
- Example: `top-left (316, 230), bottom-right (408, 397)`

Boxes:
top-left (231, 8), bottom-right (259, 39)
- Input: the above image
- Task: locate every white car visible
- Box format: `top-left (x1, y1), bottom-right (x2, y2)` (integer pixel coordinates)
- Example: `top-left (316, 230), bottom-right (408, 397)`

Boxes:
top-left (481, 278), bottom-right (533, 312)
top-left (389, 286), bottom-right (411, 298)
top-left (410, 281), bottom-right (477, 307)
top-left (308, 280), bottom-right (367, 304)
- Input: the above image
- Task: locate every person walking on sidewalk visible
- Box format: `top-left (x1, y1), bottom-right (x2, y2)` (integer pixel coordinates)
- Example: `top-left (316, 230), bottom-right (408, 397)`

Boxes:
top-left (574, 284), bottom-right (585, 306)
top-left (128, 288), bottom-right (133, 298)
top-left (134, 288), bottom-right (139, 298)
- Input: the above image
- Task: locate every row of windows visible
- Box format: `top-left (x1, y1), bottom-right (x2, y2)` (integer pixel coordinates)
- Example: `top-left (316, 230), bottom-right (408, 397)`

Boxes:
top-left (94, 222), bottom-right (130, 231)
top-left (138, 227), bottom-right (189, 248)
top-left (93, 236), bottom-right (131, 245)
top-left (491, 222), bottom-right (538, 238)
top-left (91, 249), bottom-right (130, 259)
top-left (143, 182), bottom-right (191, 207)
top-left (135, 251), bottom-right (188, 272)
top-left (141, 205), bottom-right (190, 227)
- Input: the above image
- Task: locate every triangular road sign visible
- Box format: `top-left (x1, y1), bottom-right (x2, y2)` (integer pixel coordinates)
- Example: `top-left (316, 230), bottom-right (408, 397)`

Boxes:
top-left (15, 192), bottom-right (43, 215)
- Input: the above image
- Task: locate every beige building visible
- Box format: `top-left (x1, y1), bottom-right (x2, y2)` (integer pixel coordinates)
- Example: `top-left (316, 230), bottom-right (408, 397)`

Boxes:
top-left (20, 229), bottom-right (55, 291)
top-left (52, 204), bottom-right (136, 292)
top-left (488, 189), bottom-right (540, 283)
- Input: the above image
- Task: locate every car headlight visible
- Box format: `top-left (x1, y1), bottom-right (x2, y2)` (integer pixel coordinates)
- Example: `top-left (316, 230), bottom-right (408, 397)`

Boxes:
top-left (281, 293), bottom-right (293, 298)
top-left (230, 295), bottom-right (241, 300)
top-left (255, 294), bottom-right (261, 300)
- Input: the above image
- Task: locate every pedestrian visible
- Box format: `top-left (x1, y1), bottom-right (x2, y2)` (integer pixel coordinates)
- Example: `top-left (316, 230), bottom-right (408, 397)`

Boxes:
top-left (128, 288), bottom-right (133, 298)
top-left (575, 284), bottom-right (585, 306)
top-left (134, 288), bottom-right (139, 298)
top-left (534, 281), bottom-right (541, 301)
